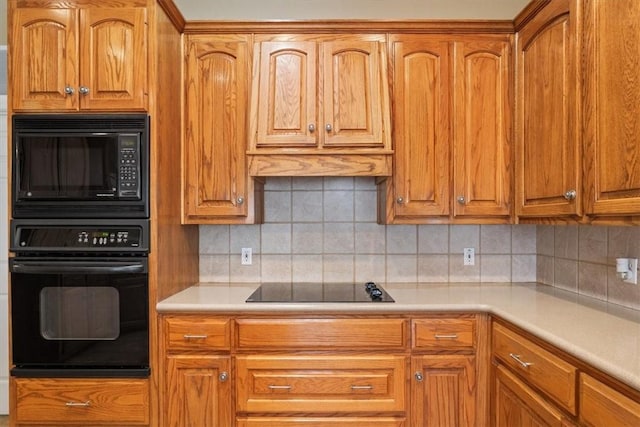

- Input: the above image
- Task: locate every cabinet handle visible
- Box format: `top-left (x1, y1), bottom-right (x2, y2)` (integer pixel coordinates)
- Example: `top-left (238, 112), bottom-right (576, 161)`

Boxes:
top-left (237, 196), bottom-right (244, 205)
top-left (183, 334), bottom-right (208, 340)
top-left (65, 401), bottom-right (91, 407)
top-left (268, 385), bottom-right (292, 390)
top-left (509, 353), bottom-right (533, 369)
top-left (396, 197), bottom-right (404, 204)
top-left (457, 195), bottom-right (466, 205)
top-left (415, 372), bottom-right (424, 382)
top-left (219, 371), bottom-right (229, 382)
top-left (64, 86), bottom-right (75, 95)
top-left (308, 124), bottom-right (316, 133)
top-left (434, 334), bottom-right (459, 340)
top-left (350, 385), bottom-right (374, 390)
top-left (79, 86), bottom-right (90, 95)
top-left (325, 124), bottom-right (333, 132)
top-left (563, 190), bottom-right (576, 201)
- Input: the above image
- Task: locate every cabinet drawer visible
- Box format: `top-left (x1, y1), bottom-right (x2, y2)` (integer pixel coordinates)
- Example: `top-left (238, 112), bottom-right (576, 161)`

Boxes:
top-left (236, 355), bottom-right (406, 413)
top-left (164, 316), bottom-right (231, 351)
top-left (412, 316), bottom-right (476, 350)
top-left (14, 378), bottom-right (148, 424)
top-left (236, 318), bottom-right (407, 350)
top-left (580, 373), bottom-right (640, 427)
top-left (492, 323), bottom-right (577, 415)
top-left (237, 417), bottom-right (405, 427)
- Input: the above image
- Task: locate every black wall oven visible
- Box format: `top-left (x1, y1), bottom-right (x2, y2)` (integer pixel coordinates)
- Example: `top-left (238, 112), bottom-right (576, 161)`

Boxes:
top-left (10, 219), bottom-right (150, 378)
top-left (12, 114), bottom-right (149, 218)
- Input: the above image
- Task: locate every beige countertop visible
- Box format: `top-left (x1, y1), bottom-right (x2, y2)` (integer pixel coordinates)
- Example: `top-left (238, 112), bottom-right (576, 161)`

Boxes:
top-left (157, 281), bottom-right (640, 391)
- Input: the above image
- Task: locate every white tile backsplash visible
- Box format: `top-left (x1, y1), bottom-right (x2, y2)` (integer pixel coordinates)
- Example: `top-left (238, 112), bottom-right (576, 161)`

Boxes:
top-left (199, 177), bottom-right (539, 284)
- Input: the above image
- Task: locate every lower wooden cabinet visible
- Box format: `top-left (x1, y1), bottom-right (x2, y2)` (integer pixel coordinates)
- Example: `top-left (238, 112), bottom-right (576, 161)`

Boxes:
top-left (411, 355), bottom-right (477, 427)
top-left (13, 377), bottom-right (149, 425)
top-left (494, 364), bottom-right (571, 427)
top-left (164, 356), bottom-right (232, 427)
top-left (579, 373), bottom-right (640, 427)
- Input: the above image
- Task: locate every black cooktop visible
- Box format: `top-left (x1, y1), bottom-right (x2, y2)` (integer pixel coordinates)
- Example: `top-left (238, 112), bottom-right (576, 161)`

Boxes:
top-left (246, 282), bottom-right (395, 303)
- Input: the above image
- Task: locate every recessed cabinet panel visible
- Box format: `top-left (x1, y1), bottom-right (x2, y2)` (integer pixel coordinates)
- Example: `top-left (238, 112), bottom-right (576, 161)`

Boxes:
top-left (453, 40), bottom-right (511, 217)
top-left (516, 0), bottom-right (581, 217)
top-left (255, 41), bottom-right (317, 147)
top-left (392, 39), bottom-right (451, 217)
top-left (584, 0), bottom-right (640, 215)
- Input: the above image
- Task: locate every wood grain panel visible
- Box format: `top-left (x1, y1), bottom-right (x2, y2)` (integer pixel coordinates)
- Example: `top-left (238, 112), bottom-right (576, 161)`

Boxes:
top-left (579, 373), bottom-right (640, 427)
top-left (237, 417), bottom-right (406, 427)
top-left (14, 378), bottom-right (149, 424)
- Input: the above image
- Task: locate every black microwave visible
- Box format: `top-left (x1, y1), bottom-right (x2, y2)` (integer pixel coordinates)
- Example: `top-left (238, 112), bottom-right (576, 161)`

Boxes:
top-left (12, 114), bottom-right (150, 218)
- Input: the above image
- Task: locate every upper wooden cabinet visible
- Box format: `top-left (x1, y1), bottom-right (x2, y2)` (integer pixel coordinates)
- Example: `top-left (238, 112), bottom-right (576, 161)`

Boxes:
top-left (515, 0), bottom-right (582, 218)
top-left (248, 35), bottom-right (393, 177)
top-left (384, 35), bottom-right (512, 223)
top-left (583, 0), bottom-right (640, 216)
top-left (11, 6), bottom-right (147, 112)
top-left (183, 34), bottom-right (263, 224)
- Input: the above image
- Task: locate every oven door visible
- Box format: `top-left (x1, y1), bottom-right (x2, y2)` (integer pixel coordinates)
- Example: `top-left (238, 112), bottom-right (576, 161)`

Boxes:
top-left (10, 257), bottom-right (149, 378)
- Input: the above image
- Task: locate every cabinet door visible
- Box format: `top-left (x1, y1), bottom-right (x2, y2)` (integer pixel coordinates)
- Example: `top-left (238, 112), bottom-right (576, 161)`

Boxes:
top-left (453, 39), bottom-right (512, 218)
top-left (516, 0), bottom-right (581, 217)
top-left (253, 41), bottom-right (318, 148)
top-left (494, 365), bottom-right (569, 427)
top-left (79, 8), bottom-right (147, 110)
top-left (583, 0), bottom-right (640, 215)
top-left (322, 40), bottom-right (389, 148)
top-left (183, 35), bottom-right (251, 221)
top-left (11, 8), bottom-right (78, 111)
top-left (411, 355), bottom-right (476, 427)
top-left (579, 373), bottom-right (640, 427)
top-left (392, 38), bottom-right (450, 219)
top-left (165, 356), bottom-right (232, 427)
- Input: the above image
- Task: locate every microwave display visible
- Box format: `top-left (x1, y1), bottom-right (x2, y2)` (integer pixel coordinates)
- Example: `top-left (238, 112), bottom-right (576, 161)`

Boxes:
top-left (12, 114), bottom-right (149, 219)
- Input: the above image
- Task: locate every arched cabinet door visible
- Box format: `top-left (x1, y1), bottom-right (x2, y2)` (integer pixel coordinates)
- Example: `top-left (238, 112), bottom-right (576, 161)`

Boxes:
top-left (515, 0), bottom-right (582, 218)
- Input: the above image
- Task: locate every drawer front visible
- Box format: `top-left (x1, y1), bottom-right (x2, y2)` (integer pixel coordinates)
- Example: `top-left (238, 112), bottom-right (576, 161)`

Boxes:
top-left (412, 316), bottom-right (476, 350)
top-left (236, 318), bottom-right (407, 350)
top-left (236, 355), bottom-right (406, 413)
top-left (14, 378), bottom-right (149, 424)
top-left (164, 316), bottom-right (231, 351)
top-left (492, 323), bottom-right (577, 415)
top-left (580, 373), bottom-right (640, 427)
top-left (237, 417), bottom-right (406, 427)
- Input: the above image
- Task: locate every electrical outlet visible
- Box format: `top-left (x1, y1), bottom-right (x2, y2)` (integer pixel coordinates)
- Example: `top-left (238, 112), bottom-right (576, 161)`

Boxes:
top-left (241, 248), bottom-right (252, 265)
top-left (464, 248), bottom-right (475, 266)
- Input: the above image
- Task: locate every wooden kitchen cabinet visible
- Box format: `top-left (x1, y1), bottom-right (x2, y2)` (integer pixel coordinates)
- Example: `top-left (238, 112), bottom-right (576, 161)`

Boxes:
top-left (160, 315), bottom-right (233, 427)
top-left (583, 0), bottom-right (640, 217)
top-left (384, 35), bottom-right (512, 223)
top-left (248, 35), bottom-right (393, 176)
top-left (12, 377), bottom-right (149, 425)
top-left (579, 373), bottom-right (640, 426)
top-left (11, 5), bottom-right (147, 112)
top-left (183, 34), bottom-right (263, 224)
top-left (515, 0), bottom-right (582, 218)
top-left (410, 315), bottom-right (487, 427)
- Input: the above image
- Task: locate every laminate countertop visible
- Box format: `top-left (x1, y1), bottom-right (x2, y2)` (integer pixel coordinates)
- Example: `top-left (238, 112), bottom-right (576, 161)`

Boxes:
top-left (157, 281), bottom-right (640, 391)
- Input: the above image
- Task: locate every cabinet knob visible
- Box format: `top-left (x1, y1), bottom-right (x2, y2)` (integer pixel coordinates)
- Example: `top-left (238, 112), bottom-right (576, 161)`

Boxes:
top-left (325, 124), bottom-right (333, 132)
top-left (219, 372), bottom-right (229, 382)
top-left (396, 197), bottom-right (404, 204)
top-left (457, 195), bottom-right (466, 205)
top-left (415, 372), bottom-right (424, 382)
top-left (236, 196), bottom-right (244, 205)
top-left (308, 124), bottom-right (316, 133)
top-left (563, 190), bottom-right (576, 201)
top-left (79, 86), bottom-right (90, 95)
top-left (64, 86), bottom-right (75, 95)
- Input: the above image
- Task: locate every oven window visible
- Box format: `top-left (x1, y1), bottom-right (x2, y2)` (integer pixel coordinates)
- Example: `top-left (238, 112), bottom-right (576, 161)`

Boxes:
top-left (40, 287), bottom-right (120, 340)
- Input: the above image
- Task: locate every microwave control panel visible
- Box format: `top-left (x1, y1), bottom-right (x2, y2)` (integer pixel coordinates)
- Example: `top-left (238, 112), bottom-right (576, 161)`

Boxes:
top-left (118, 134), bottom-right (141, 198)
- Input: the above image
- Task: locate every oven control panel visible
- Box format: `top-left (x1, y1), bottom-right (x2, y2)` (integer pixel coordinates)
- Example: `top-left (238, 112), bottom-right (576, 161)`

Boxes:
top-left (10, 220), bottom-right (149, 253)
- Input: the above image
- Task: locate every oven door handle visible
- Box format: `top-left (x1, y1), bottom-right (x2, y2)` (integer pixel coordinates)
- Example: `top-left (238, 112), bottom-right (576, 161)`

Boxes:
top-left (11, 260), bottom-right (147, 274)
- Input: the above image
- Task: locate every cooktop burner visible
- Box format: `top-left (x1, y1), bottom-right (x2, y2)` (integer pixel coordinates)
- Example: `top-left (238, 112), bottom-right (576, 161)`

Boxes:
top-left (245, 282), bottom-right (395, 303)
